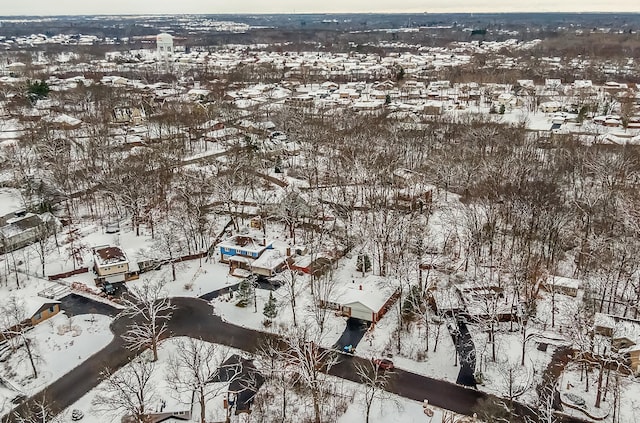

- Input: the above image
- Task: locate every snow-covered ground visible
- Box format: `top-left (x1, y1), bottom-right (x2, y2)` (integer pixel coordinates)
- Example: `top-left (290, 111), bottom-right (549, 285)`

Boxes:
top-left (0, 313), bottom-right (113, 416)
top-left (213, 279), bottom-right (347, 347)
top-left (62, 337), bottom-right (246, 423)
top-left (339, 390), bottom-right (454, 423)
top-left (559, 362), bottom-right (640, 422)
top-left (61, 336), bottom-right (466, 423)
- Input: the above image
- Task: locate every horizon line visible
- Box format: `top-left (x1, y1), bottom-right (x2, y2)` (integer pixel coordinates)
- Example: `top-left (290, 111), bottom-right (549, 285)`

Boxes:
top-left (1, 11), bottom-right (640, 17)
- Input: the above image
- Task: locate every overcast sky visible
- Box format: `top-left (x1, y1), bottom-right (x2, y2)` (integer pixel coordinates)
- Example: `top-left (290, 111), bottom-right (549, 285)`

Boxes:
top-left (2, 0), bottom-right (638, 15)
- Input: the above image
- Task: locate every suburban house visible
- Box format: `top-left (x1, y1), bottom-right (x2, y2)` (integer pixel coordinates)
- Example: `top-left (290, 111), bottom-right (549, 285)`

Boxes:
top-left (594, 313), bottom-right (640, 374)
top-left (121, 409), bottom-right (190, 423)
top-left (209, 355), bottom-right (265, 416)
top-left (112, 106), bottom-right (146, 125)
top-left (250, 249), bottom-right (288, 277)
top-left (320, 278), bottom-right (400, 323)
top-left (542, 275), bottom-right (581, 297)
top-left (0, 211), bottom-right (52, 254)
top-left (217, 235), bottom-right (275, 274)
top-left (394, 184), bottom-right (434, 211)
top-left (1, 297), bottom-right (60, 340)
top-left (458, 285), bottom-right (521, 322)
top-left (291, 255), bottom-right (335, 277)
top-left (92, 245), bottom-right (139, 285)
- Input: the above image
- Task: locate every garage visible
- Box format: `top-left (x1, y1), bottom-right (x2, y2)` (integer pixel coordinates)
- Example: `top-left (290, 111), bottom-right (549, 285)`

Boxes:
top-left (344, 301), bottom-right (375, 322)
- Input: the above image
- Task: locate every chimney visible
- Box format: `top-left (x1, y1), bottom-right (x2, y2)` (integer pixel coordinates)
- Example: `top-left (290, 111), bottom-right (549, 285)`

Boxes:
top-left (359, 285), bottom-right (362, 291)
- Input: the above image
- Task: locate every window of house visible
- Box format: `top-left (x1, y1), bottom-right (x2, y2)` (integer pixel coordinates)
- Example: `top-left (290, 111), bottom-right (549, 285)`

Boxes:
top-left (49, 306), bottom-right (55, 313)
top-left (34, 312), bottom-right (42, 320)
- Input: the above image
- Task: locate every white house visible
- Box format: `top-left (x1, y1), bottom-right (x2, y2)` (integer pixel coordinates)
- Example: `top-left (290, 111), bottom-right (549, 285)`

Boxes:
top-left (321, 277), bottom-right (400, 323)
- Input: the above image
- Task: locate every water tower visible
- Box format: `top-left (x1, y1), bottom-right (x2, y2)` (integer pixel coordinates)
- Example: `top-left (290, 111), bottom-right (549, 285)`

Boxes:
top-left (156, 33), bottom-right (174, 70)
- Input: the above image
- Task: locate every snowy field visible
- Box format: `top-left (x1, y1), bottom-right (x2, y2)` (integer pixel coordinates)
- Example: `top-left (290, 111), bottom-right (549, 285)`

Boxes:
top-left (558, 363), bottom-right (640, 422)
top-left (0, 313), bottom-right (113, 416)
top-left (60, 337), bottom-right (464, 423)
top-left (62, 337), bottom-right (246, 423)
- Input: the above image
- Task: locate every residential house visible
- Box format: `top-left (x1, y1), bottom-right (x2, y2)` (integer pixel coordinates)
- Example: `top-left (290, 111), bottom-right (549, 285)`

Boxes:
top-left (458, 285), bottom-right (521, 322)
top-left (43, 113), bottom-right (82, 130)
top-left (1, 297), bottom-right (60, 340)
top-left (540, 101), bottom-right (563, 114)
top-left (542, 275), bottom-right (581, 297)
top-left (217, 235), bottom-right (274, 274)
top-left (92, 245), bottom-right (139, 285)
top-left (320, 277), bottom-right (400, 323)
top-left (594, 313), bottom-right (640, 374)
top-left (250, 248), bottom-right (288, 277)
top-left (290, 254), bottom-right (333, 277)
top-left (112, 106), bottom-right (146, 125)
top-left (0, 211), bottom-right (51, 254)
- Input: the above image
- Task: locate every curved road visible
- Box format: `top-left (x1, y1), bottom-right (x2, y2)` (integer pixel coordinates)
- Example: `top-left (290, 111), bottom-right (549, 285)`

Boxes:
top-left (5, 296), bottom-right (590, 423)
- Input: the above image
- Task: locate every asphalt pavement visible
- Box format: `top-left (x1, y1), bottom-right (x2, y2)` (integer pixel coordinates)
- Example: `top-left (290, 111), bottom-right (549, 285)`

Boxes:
top-left (333, 317), bottom-right (370, 353)
top-left (58, 293), bottom-right (121, 317)
top-left (4, 296), bottom-right (592, 423)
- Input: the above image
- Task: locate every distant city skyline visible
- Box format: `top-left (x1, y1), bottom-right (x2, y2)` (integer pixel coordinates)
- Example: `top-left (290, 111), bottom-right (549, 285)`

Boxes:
top-left (2, 0), bottom-right (639, 16)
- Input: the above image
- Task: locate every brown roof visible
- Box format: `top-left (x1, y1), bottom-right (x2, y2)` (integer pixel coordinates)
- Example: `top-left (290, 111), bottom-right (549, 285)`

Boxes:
top-left (95, 246), bottom-right (127, 265)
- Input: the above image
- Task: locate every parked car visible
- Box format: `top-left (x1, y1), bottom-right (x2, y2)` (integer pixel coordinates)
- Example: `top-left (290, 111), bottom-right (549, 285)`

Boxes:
top-left (71, 409), bottom-right (84, 421)
top-left (372, 358), bottom-right (394, 370)
top-left (102, 283), bottom-right (116, 295)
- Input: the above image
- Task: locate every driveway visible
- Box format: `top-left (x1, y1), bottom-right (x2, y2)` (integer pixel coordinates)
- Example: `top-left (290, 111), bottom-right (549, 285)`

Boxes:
top-left (58, 293), bottom-right (121, 317)
top-left (333, 317), bottom-right (370, 353)
top-left (198, 275), bottom-right (281, 302)
top-left (208, 354), bottom-right (265, 414)
top-left (448, 316), bottom-right (477, 388)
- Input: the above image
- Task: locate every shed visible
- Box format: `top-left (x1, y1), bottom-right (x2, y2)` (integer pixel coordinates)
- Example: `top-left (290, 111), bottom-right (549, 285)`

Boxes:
top-left (544, 276), bottom-right (581, 297)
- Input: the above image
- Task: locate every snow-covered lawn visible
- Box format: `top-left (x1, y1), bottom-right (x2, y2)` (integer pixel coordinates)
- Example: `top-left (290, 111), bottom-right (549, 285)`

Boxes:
top-left (339, 389), bottom-right (454, 423)
top-left (126, 258), bottom-right (245, 298)
top-left (1, 313), bottom-right (113, 416)
top-left (559, 362), bottom-right (640, 422)
top-left (62, 337), bottom-right (247, 423)
top-left (470, 326), bottom-right (553, 404)
top-left (213, 274), bottom-right (347, 348)
top-left (355, 303), bottom-right (461, 383)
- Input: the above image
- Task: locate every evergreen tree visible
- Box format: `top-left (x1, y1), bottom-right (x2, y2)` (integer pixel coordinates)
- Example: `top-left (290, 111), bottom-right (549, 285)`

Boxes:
top-left (263, 292), bottom-right (277, 320)
top-left (26, 80), bottom-right (50, 103)
top-left (236, 279), bottom-right (253, 308)
top-left (401, 285), bottom-right (423, 320)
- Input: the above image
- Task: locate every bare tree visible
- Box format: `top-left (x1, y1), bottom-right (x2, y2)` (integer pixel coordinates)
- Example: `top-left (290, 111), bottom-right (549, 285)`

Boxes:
top-left (154, 220), bottom-right (185, 282)
top-left (92, 357), bottom-right (156, 423)
top-left (120, 280), bottom-right (175, 362)
top-left (30, 214), bottom-right (58, 278)
top-left (277, 326), bottom-right (339, 423)
top-left (10, 393), bottom-right (62, 423)
top-left (255, 336), bottom-right (291, 423)
top-left (354, 360), bottom-right (392, 423)
top-left (493, 359), bottom-right (533, 405)
top-left (278, 268), bottom-right (300, 328)
top-left (0, 296), bottom-right (39, 379)
top-left (165, 337), bottom-right (231, 423)
top-left (309, 272), bottom-right (337, 334)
